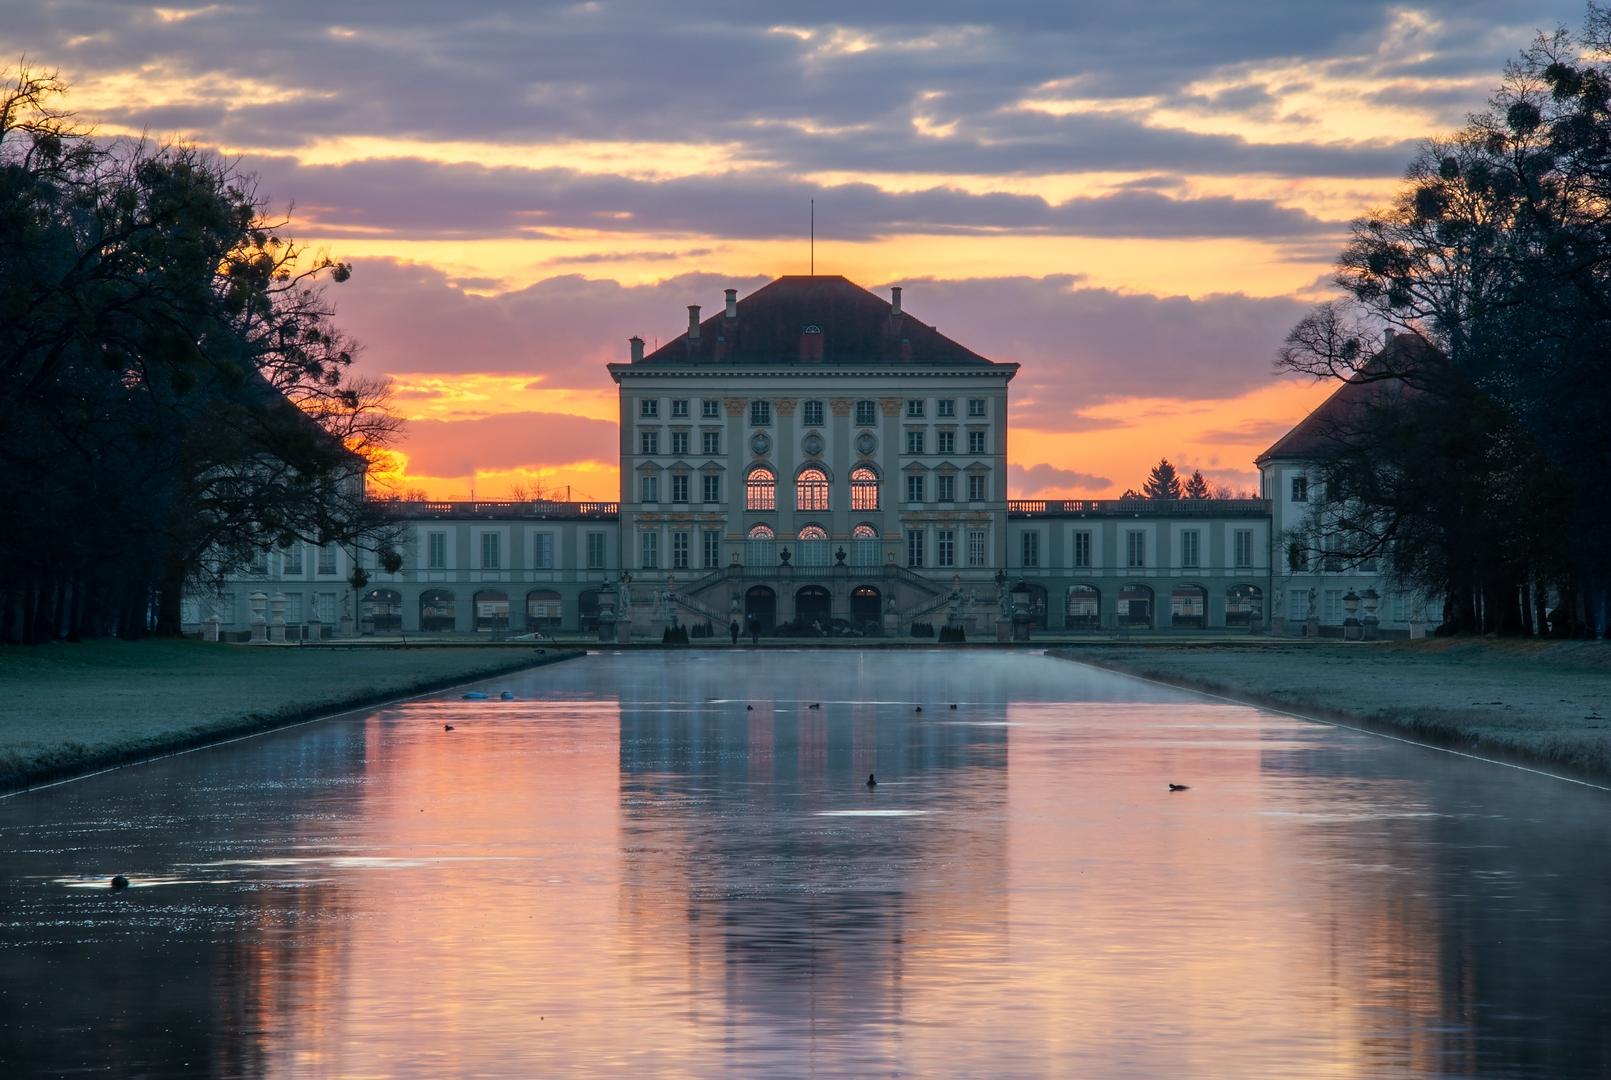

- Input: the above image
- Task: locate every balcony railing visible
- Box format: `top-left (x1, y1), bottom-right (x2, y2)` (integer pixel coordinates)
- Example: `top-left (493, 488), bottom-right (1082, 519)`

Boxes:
top-left (376, 499), bottom-right (619, 519)
top-left (1009, 499), bottom-right (1269, 516)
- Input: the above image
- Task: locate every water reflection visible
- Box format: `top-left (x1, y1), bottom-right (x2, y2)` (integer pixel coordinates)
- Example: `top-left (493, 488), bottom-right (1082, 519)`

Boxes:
top-left (0, 650), bottom-right (1607, 1077)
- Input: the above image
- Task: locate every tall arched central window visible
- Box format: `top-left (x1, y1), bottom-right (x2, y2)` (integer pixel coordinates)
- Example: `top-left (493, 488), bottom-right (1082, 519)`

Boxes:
top-left (850, 467), bottom-right (879, 510)
top-left (796, 524), bottom-right (830, 567)
top-left (746, 468), bottom-right (775, 511)
top-left (796, 468), bottom-right (830, 511)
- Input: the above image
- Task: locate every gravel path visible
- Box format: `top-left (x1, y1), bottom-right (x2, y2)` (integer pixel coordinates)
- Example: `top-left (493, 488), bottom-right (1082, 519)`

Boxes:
top-left (1048, 638), bottom-right (1611, 781)
top-left (0, 640), bottom-right (582, 791)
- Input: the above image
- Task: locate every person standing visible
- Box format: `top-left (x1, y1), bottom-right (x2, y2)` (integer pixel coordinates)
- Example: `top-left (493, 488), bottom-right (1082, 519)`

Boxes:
top-left (729, 619), bottom-right (740, 645)
top-left (747, 616), bottom-right (761, 646)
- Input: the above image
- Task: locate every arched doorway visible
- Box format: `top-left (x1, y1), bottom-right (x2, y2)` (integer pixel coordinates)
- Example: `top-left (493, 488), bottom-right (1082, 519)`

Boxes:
top-left (419, 589), bottom-right (456, 632)
top-left (850, 585), bottom-right (881, 631)
top-left (362, 588), bottom-right (402, 631)
top-left (745, 585), bottom-right (777, 634)
top-left (474, 589), bottom-right (510, 632)
top-left (1171, 584), bottom-right (1207, 628)
top-left (1226, 584), bottom-right (1264, 627)
top-left (1066, 584), bottom-right (1101, 629)
top-left (1023, 583), bottom-right (1049, 629)
top-left (578, 589), bottom-right (601, 633)
top-left (795, 585), bottom-right (832, 624)
top-left (1118, 583), bottom-right (1153, 629)
top-left (526, 589), bottom-right (562, 631)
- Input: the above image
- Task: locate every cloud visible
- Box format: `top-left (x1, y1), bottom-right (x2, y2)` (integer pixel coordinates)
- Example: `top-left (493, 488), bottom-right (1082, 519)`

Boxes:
top-left (1009, 463), bottom-right (1111, 497)
top-left (397, 411), bottom-right (618, 477)
top-left (240, 155), bottom-right (1339, 242)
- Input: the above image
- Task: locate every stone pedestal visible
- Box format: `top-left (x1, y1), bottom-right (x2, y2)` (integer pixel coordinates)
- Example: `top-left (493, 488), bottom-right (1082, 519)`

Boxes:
top-left (1250, 613), bottom-right (1264, 635)
top-left (268, 591), bottom-right (287, 644)
top-left (1362, 615), bottom-right (1379, 641)
top-left (996, 616), bottom-right (1010, 643)
top-left (339, 615), bottom-right (354, 637)
top-left (1271, 614), bottom-right (1285, 637)
top-left (306, 616), bottom-right (322, 643)
top-left (203, 615), bottom-right (222, 642)
top-left (1305, 616), bottom-right (1320, 638)
top-left (249, 592), bottom-right (268, 644)
top-left (1343, 619), bottom-right (1361, 641)
top-left (361, 615), bottom-right (375, 636)
top-left (1409, 617), bottom-right (1427, 640)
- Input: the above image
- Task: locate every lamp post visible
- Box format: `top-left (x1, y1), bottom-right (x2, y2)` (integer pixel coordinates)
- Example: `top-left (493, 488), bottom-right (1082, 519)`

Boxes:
top-left (1342, 587), bottom-right (1362, 641)
top-left (1361, 586), bottom-right (1380, 641)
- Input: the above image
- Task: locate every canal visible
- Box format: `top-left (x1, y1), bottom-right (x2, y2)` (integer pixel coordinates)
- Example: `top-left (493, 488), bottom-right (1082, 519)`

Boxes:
top-left (2, 650), bottom-right (1608, 1077)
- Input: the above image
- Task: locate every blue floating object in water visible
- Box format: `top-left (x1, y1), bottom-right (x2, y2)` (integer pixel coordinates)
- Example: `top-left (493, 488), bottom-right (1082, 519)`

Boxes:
top-left (500, 691), bottom-right (514, 700)
top-left (462, 691), bottom-right (488, 700)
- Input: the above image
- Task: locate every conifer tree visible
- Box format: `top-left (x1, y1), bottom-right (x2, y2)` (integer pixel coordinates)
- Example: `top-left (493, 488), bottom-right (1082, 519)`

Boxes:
top-left (1142, 459), bottom-right (1183, 500)
top-left (1184, 470), bottom-right (1211, 499)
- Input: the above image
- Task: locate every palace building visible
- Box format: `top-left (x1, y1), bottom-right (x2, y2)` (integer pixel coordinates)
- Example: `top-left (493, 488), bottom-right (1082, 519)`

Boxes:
top-left (183, 275), bottom-right (1434, 639)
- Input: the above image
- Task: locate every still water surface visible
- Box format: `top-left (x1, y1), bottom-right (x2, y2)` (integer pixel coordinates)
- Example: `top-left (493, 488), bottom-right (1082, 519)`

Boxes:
top-left (2, 650), bottom-right (1610, 1078)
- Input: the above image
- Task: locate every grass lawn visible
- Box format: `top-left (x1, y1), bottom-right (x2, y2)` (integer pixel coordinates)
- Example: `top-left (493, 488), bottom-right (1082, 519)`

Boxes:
top-left (0, 639), bottom-right (580, 791)
top-left (1050, 637), bottom-right (1611, 781)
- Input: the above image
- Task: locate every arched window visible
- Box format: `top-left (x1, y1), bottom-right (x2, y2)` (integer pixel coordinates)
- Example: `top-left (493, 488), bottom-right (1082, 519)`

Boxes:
top-left (746, 467), bottom-right (775, 511)
top-left (796, 524), bottom-right (830, 567)
top-left (796, 467), bottom-right (830, 511)
top-left (745, 523), bottom-right (775, 567)
top-left (850, 524), bottom-right (880, 567)
top-left (851, 467), bottom-right (879, 510)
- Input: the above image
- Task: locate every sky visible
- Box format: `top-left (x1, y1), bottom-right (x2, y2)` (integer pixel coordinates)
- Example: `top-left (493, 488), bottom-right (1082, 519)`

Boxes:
top-left (3, 1), bottom-right (1588, 500)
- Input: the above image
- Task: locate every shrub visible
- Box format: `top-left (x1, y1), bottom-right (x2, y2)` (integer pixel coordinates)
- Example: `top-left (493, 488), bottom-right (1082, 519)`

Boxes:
top-left (910, 621), bottom-right (936, 638)
top-left (938, 625), bottom-right (966, 643)
top-left (661, 625), bottom-right (690, 645)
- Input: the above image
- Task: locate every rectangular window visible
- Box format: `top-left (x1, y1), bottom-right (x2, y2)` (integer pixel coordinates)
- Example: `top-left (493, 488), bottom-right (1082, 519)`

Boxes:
top-left (284, 592), bottom-right (303, 623)
top-left (855, 400), bottom-right (879, 426)
top-left (937, 430), bottom-right (955, 454)
top-left (802, 400), bottom-right (824, 426)
top-left (702, 474), bottom-right (721, 503)
top-left (671, 398), bottom-right (689, 417)
top-left (906, 429), bottom-right (924, 454)
top-left (587, 532), bottom-right (606, 569)
top-left (703, 530), bottom-right (722, 569)
top-left (1073, 531), bottom-right (1091, 567)
top-left (641, 430), bottom-right (659, 455)
top-left (672, 531), bottom-right (689, 569)
top-left (701, 430), bottom-right (721, 455)
top-left (642, 532), bottom-right (659, 569)
top-left (937, 529), bottom-right (955, 567)
top-left (671, 431), bottom-right (689, 455)
top-left (968, 473), bottom-right (987, 501)
top-left (1322, 533), bottom-right (1342, 572)
top-left (1291, 476), bottom-right (1308, 502)
top-left (937, 399), bottom-right (955, 418)
top-left (907, 529), bottom-right (924, 568)
top-left (671, 474), bottom-right (690, 503)
top-left (317, 544), bottom-right (337, 575)
top-left (1126, 530), bottom-right (1145, 568)
top-left (968, 398), bottom-right (986, 417)
top-left (315, 592), bottom-right (336, 623)
top-left (1181, 529), bottom-right (1200, 568)
top-left (1022, 531), bottom-right (1040, 567)
top-left (968, 430), bottom-right (988, 454)
top-left (936, 474), bottom-right (955, 502)
top-left (702, 399), bottom-right (720, 418)
top-left (427, 532), bottom-right (447, 570)
top-left (1323, 588), bottom-right (1344, 624)
top-left (1234, 529), bottom-right (1253, 568)
top-left (533, 533), bottom-right (553, 569)
top-left (640, 399), bottom-right (659, 418)
top-left (481, 532), bottom-right (500, 570)
top-left (968, 529), bottom-right (987, 567)
top-left (283, 544), bottom-right (304, 575)
top-left (906, 474), bottom-right (925, 503)
top-left (641, 475), bottom-right (659, 503)
top-left (248, 549), bottom-right (268, 574)
top-left (1290, 591), bottom-right (1309, 622)
top-left (749, 400), bottom-right (771, 426)
top-left (906, 399), bottom-right (924, 418)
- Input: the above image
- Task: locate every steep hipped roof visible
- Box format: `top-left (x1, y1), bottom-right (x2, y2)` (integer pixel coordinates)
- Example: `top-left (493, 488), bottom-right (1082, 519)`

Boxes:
top-left (626, 275), bottom-right (1012, 369)
top-left (1257, 332), bottom-right (1443, 464)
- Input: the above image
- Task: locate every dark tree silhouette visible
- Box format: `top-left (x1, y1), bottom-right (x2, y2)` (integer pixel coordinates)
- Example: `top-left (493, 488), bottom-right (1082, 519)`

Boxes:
top-left (1142, 459), bottom-right (1183, 500)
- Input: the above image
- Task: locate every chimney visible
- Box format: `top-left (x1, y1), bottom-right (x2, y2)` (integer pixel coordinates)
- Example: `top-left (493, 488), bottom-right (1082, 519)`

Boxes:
top-left (725, 288), bottom-right (738, 318)
top-left (890, 286), bottom-right (902, 315)
top-left (687, 305), bottom-right (701, 340)
top-left (629, 335), bottom-right (644, 363)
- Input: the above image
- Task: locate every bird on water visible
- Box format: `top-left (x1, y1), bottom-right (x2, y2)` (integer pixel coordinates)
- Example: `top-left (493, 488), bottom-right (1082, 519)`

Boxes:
top-left (915, 706), bottom-right (922, 713)
top-left (444, 724), bottom-right (455, 731)
top-left (867, 774), bottom-right (877, 789)
top-left (110, 875), bottom-right (129, 891)
top-left (1168, 783), bottom-right (1190, 791)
